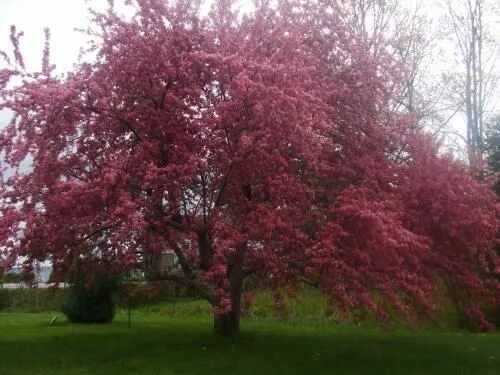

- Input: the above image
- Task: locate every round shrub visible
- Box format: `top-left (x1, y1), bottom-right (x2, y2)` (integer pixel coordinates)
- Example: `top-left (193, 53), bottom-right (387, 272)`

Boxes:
top-left (62, 274), bottom-right (119, 323)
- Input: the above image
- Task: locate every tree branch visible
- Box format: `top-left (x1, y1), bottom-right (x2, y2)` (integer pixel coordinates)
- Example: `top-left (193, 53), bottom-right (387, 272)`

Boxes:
top-left (153, 273), bottom-right (216, 304)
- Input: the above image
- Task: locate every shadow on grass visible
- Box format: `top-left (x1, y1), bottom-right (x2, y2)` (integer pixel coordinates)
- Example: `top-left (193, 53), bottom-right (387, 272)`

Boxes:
top-left (0, 313), bottom-right (498, 374)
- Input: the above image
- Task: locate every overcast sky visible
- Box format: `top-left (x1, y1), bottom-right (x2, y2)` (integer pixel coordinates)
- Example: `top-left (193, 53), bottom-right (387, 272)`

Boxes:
top-left (0, 0), bottom-right (91, 74)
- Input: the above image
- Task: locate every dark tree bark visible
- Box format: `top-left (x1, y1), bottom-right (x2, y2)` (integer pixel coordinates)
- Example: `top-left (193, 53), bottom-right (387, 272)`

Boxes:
top-left (213, 247), bottom-right (245, 337)
top-left (214, 305), bottom-right (241, 337)
top-left (197, 228), bottom-right (213, 270)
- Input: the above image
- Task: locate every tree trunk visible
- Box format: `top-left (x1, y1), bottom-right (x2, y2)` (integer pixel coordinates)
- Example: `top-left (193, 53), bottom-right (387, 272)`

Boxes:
top-left (213, 247), bottom-right (244, 337)
top-left (214, 308), bottom-right (240, 337)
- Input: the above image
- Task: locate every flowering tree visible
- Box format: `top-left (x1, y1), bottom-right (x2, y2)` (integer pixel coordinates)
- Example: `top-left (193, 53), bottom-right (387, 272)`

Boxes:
top-left (0, 0), bottom-right (498, 336)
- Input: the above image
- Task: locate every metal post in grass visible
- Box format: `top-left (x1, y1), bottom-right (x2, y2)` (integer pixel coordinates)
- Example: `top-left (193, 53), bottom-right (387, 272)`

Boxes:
top-left (128, 301), bottom-right (131, 328)
top-left (35, 283), bottom-right (39, 310)
top-left (127, 271), bottom-right (132, 328)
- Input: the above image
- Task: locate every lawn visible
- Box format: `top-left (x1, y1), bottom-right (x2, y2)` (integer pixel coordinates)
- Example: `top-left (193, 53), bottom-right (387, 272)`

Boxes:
top-left (0, 311), bottom-right (498, 374)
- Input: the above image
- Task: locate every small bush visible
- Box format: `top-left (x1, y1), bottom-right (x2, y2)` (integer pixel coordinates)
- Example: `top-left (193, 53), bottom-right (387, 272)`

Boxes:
top-left (0, 289), bottom-right (11, 310)
top-left (455, 305), bottom-right (500, 332)
top-left (2, 272), bottom-right (22, 283)
top-left (62, 274), bottom-right (119, 323)
top-left (484, 305), bottom-right (500, 327)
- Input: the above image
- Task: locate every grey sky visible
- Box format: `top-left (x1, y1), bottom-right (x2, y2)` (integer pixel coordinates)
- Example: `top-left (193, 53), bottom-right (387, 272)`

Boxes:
top-left (0, 0), bottom-right (90, 74)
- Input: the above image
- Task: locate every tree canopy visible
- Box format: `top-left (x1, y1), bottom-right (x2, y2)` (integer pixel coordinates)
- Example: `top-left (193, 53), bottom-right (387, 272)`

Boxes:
top-left (0, 0), bottom-right (498, 336)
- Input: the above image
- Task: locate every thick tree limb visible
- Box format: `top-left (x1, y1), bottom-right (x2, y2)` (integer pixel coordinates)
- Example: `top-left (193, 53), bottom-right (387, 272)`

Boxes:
top-left (155, 273), bottom-right (216, 304)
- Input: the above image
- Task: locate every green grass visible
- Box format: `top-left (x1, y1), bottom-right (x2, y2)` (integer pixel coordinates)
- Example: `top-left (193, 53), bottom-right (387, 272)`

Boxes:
top-left (0, 311), bottom-right (498, 374)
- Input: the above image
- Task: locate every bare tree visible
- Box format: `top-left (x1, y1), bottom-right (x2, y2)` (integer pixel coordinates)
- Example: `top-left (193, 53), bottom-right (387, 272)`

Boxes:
top-left (446, 0), bottom-right (500, 163)
top-left (334, 0), bottom-right (500, 160)
top-left (335, 1), bottom-right (451, 131)
top-left (335, 0), bottom-right (398, 54)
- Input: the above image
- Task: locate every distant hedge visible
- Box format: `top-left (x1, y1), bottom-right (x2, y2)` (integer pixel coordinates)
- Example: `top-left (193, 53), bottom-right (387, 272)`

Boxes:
top-left (2, 272), bottom-right (23, 283)
top-left (0, 288), bottom-right (64, 311)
